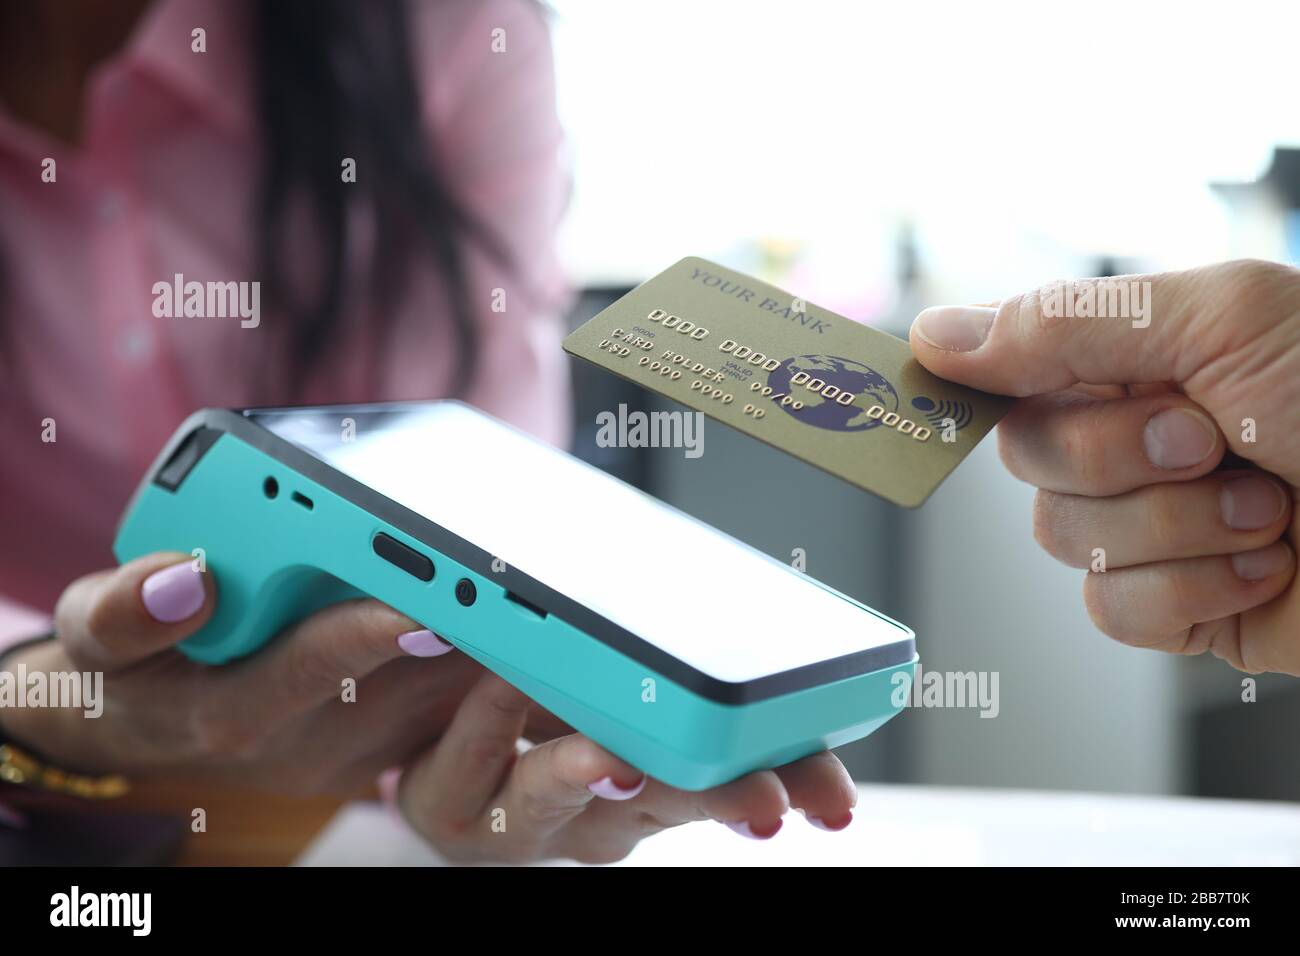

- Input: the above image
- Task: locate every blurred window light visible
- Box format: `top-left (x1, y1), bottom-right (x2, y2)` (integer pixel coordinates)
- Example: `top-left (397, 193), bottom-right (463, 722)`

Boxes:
top-left (550, 0), bottom-right (1300, 285)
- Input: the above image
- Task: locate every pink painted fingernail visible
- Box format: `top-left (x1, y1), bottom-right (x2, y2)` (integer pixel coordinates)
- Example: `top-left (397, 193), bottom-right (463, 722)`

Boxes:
top-left (1231, 544), bottom-right (1293, 581)
top-left (1143, 408), bottom-right (1217, 469)
top-left (1220, 476), bottom-right (1287, 531)
top-left (587, 775), bottom-right (646, 800)
top-left (724, 818), bottom-right (783, 840)
top-left (807, 811), bottom-right (854, 832)
top-left (397, 629), bottom-right (454, 657)
top-left (141, 563), bottom-right (206, 623)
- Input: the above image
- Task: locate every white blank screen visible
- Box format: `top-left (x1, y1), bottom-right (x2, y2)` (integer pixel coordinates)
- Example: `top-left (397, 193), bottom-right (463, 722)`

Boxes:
top-left (251, 403), bottom-right (908, 684)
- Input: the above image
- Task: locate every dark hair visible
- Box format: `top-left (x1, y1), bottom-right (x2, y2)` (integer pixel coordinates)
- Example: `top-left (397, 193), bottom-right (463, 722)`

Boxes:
top-left (254, 0), bottom-right (499, 398)
top-left (0, 1), bottom-right (495, 396)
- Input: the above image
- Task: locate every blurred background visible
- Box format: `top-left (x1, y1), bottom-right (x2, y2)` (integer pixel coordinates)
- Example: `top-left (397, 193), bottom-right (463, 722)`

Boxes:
top-left (548, 0), bottom-right (1300, 802)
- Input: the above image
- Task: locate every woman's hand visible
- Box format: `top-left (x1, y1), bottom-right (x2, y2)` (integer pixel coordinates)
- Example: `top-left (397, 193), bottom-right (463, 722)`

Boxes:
top-left (397, 673), bottom-right (857, 864)
top-left (0, 551), bottom-right (488, 793)
top-left (909, 259), bottom-right (1300, 675)
top-left (4, 551), bottom-right (858, 864)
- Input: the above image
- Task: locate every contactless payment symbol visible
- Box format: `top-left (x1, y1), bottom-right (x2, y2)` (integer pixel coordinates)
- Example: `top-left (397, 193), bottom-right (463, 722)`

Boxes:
top-left (911, 396), bottom-right (974, 431)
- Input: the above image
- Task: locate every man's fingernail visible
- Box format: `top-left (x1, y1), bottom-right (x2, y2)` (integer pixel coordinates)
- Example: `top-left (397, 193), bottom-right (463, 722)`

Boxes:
top-left (1143, 408), bottom-right (1218, 469)
top-left (141, 563), bottom-right (206, 623)
top-left (806, 811), bottom-right (854, 832)
top-left (1231, 544), bottom-right (1293, 581)
top-left (913, 306), bottom-right (996, 352)
top-left (724, 818), bottom-right (783, 840)
top-left (1220, 476), bottom-right (1287, 531)
top-left (587, 775), bottom-right (646, 800)
top-left (396, 629), bottom-right (454, 657)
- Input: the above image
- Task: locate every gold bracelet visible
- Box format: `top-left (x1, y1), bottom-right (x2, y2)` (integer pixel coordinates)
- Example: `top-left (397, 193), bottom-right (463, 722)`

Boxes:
top-left (0, 742), bottom-right (129, 800)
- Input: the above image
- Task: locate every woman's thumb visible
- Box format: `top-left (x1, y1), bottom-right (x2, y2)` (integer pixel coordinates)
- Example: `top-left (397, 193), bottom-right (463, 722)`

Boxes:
top-left (53, 552), bottom-right (215, 668)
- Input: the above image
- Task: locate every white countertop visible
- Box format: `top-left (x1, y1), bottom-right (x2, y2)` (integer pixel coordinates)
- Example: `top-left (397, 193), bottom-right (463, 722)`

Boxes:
top-left (296, 784), bottom-right (1300, 866)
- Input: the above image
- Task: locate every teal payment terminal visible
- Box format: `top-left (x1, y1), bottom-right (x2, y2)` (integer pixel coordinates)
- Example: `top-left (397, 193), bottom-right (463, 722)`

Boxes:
top-left (114, 402), bottom-right (917, 790)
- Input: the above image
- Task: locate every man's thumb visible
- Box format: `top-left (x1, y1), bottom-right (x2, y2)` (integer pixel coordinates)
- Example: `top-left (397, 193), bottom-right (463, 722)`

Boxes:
top-left (907, 260), bottom-right (1285, 398)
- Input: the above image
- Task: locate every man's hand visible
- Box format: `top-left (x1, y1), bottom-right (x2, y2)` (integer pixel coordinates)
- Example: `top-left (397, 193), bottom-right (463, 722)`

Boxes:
top-left (909, 259), bottom-right (1300, 675)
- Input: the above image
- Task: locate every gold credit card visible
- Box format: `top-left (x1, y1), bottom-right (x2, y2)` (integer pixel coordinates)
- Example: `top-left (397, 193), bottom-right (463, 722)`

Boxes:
top-left (564, 257), bottom-right (1012, 508)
